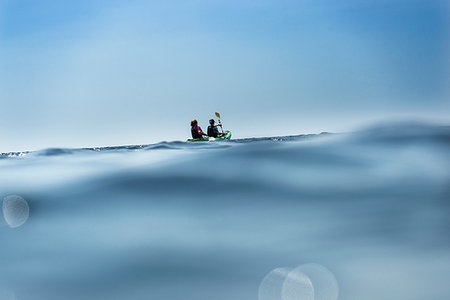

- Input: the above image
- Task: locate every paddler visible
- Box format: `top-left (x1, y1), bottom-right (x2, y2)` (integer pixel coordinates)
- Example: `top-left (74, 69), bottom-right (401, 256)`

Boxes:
top-left (191, 120), bottom-right (208, 139)
top-left (207, 119), bottom-right (225, 138)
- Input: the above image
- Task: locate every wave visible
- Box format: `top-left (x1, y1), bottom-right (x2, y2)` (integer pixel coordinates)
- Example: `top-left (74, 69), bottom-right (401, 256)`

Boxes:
top-left (0, 121), bottom-right (449, 300)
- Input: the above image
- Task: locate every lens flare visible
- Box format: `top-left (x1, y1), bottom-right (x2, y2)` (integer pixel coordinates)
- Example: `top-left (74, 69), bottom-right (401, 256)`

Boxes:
top-left (3, 195), bottom-right (29, 228)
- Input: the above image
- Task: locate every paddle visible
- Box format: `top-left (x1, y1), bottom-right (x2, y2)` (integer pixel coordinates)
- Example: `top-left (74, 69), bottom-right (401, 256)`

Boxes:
top-left (215, 112), bottom-right (224, 133)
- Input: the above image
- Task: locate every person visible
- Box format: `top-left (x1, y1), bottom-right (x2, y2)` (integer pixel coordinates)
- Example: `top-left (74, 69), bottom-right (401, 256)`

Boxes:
top-left (191, 120), bottom-right (207, 139)
top-left (207, 119), bottom-right (224, 138)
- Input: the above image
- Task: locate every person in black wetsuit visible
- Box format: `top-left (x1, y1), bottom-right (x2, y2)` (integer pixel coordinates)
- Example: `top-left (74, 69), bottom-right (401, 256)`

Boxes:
top-left (207, 119), bottom-right (224, 138)
top-left (191, 120), bottom-right (207, 139)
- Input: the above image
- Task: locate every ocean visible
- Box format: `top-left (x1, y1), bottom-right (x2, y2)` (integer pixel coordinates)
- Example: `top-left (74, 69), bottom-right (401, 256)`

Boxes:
top-left (1, 122), bottom-right (449, 300)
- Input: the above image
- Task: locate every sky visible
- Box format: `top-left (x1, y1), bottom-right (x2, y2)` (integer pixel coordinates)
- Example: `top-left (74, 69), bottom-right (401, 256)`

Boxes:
top-left (0, 0), bottom-right (449, 151)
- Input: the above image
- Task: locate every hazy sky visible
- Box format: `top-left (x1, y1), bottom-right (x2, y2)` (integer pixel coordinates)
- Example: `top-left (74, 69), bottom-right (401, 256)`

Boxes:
top-left (1, 0), bottom-right (449, 151)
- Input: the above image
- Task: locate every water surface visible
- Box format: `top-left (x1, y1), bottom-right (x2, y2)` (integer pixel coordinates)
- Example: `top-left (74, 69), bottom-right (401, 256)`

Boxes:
top-left (1, 123), bottom-right (449, 300)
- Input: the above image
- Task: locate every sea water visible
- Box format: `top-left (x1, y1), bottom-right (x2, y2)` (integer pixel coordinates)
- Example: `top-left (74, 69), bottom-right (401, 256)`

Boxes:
top-left (0, 122), bottom-right (449, 300)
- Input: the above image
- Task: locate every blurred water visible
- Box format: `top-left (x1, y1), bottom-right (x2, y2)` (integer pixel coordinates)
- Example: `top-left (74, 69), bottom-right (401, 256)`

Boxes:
top-left (0, 122), bottom-right (449, 300)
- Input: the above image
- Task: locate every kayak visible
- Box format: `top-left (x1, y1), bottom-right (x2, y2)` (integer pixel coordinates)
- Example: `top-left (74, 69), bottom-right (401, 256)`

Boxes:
top-left (187, 131), bottom-right (232, 142)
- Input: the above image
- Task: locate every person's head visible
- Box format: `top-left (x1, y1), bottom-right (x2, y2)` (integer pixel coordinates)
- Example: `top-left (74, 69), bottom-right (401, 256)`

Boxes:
top-left (191, 120), bottom-right (198, 127)
top-left (209, 119), bottom-right (215, 125)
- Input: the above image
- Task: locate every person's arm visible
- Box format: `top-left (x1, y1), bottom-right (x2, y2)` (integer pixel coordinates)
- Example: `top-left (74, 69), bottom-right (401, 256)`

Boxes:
top-left (199, 127), bottom-right (208, 137)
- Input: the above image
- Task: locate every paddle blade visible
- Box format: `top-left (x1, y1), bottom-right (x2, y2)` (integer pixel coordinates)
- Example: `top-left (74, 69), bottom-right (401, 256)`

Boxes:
top-left (215, 112), bottom-right (221, 120)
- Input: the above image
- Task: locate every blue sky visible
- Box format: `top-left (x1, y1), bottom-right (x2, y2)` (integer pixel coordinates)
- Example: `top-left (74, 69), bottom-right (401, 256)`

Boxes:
top-left (0, 0), bottom-right (449, 151)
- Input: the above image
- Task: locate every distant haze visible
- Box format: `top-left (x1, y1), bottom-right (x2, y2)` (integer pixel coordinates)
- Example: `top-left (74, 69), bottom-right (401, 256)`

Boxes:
top-left (1, 0), bottom-right (449, 151)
